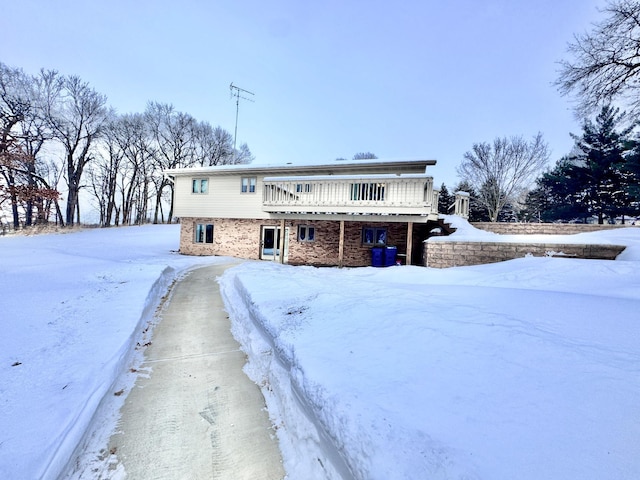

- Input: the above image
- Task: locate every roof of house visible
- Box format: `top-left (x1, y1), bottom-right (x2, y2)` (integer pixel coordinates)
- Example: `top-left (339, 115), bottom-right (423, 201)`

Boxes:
top-left (164, 158), bottom-right (437, 176)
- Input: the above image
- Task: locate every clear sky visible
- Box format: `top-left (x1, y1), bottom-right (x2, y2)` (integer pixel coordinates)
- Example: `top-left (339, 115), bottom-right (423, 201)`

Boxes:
top-left (1, 0), bottom-right (604, 188)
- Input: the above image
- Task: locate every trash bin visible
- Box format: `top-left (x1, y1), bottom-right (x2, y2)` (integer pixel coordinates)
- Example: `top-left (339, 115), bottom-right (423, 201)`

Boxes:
top-left (371, 247), bottom-right (384, 267)
top-left (384, 246), bottom-right (397, 266)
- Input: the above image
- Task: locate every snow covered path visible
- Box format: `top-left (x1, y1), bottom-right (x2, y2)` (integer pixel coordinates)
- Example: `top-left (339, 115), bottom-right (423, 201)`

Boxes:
top-left (96, 264), bottom-right (285, 479)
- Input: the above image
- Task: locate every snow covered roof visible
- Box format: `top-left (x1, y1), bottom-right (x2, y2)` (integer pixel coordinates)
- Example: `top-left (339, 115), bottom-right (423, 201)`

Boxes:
top-left (165, 158), bottom-right (437, 176)
top-left (263, 173), bottom-right (432, 182)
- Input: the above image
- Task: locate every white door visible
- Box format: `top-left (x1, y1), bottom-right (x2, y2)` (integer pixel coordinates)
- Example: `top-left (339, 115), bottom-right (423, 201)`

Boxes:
top-left (260, 226), bottom-right (289, 262)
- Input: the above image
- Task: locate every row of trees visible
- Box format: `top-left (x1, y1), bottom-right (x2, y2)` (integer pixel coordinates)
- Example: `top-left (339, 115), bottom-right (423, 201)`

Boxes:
top-left (454, 106), bottom-right (640, 224)
top-left (523, 106), bottom-right (639, 223)
top-left (456, 0), bottom-right (640, 224)
top-left (0, 61), bottom-right (252, 229)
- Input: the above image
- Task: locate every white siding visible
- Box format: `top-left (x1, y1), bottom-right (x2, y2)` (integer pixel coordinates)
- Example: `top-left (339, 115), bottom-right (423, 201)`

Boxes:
top-left (169, 160), bottom-right (439, 220)
top-left (173, 174), bottom-right (269, 219)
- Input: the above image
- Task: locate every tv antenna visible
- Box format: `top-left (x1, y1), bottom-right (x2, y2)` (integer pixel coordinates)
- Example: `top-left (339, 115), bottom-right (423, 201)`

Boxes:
top-left (229, 82), bottom-right (255, 151)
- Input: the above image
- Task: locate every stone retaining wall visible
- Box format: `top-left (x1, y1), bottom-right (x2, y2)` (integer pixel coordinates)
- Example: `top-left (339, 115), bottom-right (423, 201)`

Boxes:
top-left (424, 241), bottom-right (626, 268)
top-left (471, 222), bottom-right (629, 235)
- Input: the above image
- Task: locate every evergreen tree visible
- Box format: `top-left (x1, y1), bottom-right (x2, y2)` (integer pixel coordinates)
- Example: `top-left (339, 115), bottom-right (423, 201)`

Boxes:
top-left (622, 139), bottom-right (640, 218)
top-left (568, 105), bottom-right (633, 223)
top-left (520, 185), bottom-right (550, 222)
top-left (437, 183), bottom-right (454, 214)
top-left (524, 106), bottom-right (636, 223)
top-left (531, 157), bottom-right (590, 222)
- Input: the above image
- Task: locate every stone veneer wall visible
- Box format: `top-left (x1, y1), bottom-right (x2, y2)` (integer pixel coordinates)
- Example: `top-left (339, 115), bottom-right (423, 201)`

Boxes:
top-left (472, 222), bottom-right (628, 235)
top-left (179, 217), bottom-right (408, 267)
top-left (180, 218), bottom-right (266, 258)
top-left (424, 241), bottom-right (626, 268)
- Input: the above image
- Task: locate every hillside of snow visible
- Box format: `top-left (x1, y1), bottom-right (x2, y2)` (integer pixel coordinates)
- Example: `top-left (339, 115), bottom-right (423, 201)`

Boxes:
top-left (1, 221), bottom-right (639, 479)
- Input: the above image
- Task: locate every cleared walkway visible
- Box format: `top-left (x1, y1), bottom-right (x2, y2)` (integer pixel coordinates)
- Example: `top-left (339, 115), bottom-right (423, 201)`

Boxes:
top-left (108, 264), bottom-right (285, 479)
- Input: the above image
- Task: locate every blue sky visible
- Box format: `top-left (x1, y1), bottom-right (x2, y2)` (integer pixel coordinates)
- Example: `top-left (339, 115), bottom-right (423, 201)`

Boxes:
top-left (2, 0), bottom-right (603, 187)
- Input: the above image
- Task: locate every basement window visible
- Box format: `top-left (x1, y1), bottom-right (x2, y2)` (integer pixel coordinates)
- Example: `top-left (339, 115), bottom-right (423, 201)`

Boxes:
top-left (298, 225), bottom-right (316, 242)
top-left (362, 227), bottom-right (386, 245)
top-left (195, 223), bottom-right (214, 243)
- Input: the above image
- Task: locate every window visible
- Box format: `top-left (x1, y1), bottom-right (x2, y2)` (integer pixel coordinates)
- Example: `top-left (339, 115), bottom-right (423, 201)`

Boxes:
top-left (192, 178), bottom-right (208, 194)
top-left (298, 225), bottom-right (315, 242)
top-left (296, 183), bottom-right (312, 193)
top-left (350, 182), bottom-right (385, 201)
top-left (195, 223), bottom-right (214, 243)
top-left (362, 227), bottom-right (386, 245)
top-left (241, 176), bottom-right (256, 193)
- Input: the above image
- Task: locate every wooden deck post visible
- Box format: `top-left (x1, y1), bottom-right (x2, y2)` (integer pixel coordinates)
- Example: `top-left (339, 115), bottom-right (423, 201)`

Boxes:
top-left (279, 219), bottom-right (286, 264)
top-left (338, 220), bottom-right (345, 267)
top-left (406, 222), bottom-right (413, 265)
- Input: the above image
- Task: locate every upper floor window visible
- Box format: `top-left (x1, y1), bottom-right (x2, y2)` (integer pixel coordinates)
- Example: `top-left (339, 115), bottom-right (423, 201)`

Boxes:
top-left (241, 176), bottom-right (257, 193)
top-left (192, 178), bottom-right (208, 194)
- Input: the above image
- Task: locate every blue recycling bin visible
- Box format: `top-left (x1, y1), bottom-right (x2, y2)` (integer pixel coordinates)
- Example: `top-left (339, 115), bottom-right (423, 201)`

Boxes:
top-left (384, 246), bottom-right (397, 266)
top-left (371, 247), bottom-right (384, 267)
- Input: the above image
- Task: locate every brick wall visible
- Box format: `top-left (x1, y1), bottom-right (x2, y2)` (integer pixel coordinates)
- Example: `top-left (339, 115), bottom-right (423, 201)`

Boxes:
top-left (287, 220), bottom-right (340, 266)
top-left (472, 222), bottom-right (629, 235)
top-left (179, 217), bottom-right (409, 267)
top-left (180, 218), bottom-right (264, 258)
top-left (283, 220), bottom-right (408, 267)
top-left (424, 240), bottom-right (626, 268)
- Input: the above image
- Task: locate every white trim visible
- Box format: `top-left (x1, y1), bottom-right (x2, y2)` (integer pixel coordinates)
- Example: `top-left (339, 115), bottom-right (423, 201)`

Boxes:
top-left (263, 173), bottom-right (432, 181)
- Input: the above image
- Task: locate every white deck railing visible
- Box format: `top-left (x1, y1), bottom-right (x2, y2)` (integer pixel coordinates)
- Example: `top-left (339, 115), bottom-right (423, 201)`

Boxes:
top-left (262, 174), bottom-right (438, 215)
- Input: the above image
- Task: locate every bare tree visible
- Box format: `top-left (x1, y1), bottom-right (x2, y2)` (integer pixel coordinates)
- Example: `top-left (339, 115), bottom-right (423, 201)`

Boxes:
top-left (0, 62), bottom-right (62, 227)
top-left (353, 152), bottom-right (378, 160)
top-left (0, 63), bottom-right (30, 228)
top-left (457, 133), bottom-right (550, 222)
top-left (145, 102), bottom-right (197, 223)
top-left (117, 113), bottom-right (155, 225)
top-left (193, 123), bottom-right (232, 166)
top-left (19, 72), bottom-right (60, 225)
top-left (234, 142), bottom-right (254, 165)
top-left (87, 111), bottom-right (123, 226)
top-left (556, 0), bottom-right (640, 116)
top-left (43, 71), bottom-right (109, 226)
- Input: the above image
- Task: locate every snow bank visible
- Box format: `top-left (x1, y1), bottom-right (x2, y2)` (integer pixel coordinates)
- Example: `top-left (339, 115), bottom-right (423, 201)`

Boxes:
top-left (3, 223), bottom-right (639, 480)
top-left (0, 225), bottom-right (225, 479)
top-left (438, 215), bottom-right (640, 248)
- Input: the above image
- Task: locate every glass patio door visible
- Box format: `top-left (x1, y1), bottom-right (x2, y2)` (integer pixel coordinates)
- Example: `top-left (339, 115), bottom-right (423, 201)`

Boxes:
top-left (260, 226), bottom-right (289, 262)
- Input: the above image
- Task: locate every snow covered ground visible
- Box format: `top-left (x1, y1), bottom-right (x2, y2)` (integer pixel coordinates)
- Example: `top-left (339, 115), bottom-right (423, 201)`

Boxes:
top-left (1, 221), bottom-right (639, 479)
top-left (0, 225), bottom-right (225, 479)
top-left (219, 219), bottom-right (640, 480)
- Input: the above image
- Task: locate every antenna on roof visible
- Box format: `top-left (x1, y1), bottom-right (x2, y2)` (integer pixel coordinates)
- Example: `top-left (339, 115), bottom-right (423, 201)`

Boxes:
top-left (229, 83), bottom-right (255, 151)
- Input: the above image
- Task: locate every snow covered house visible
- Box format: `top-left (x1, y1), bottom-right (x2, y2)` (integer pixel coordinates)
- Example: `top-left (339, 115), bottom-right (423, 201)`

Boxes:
top-left (165, 158), bottom-right (468, 267)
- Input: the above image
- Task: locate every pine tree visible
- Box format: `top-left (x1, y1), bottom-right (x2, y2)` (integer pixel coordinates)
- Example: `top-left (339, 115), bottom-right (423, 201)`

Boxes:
top-left (437, 183), bottom-right (454, 214)
top-left (532, 157), bottom-right (590, 222)
top-left (622, 139), bottom-right (640, 219)
top-left (526, 106), bottom-right (636, 223)
top-left (568, 105), bottom-right (633, 223)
